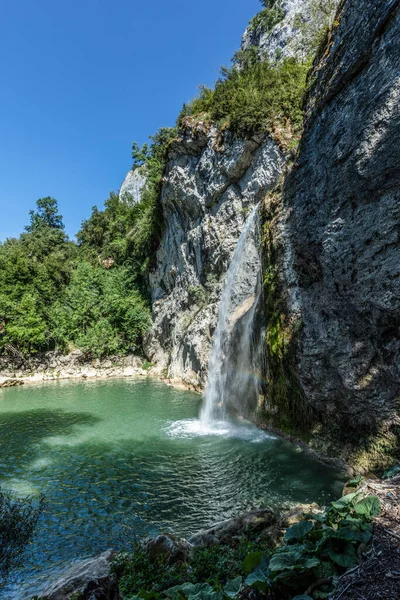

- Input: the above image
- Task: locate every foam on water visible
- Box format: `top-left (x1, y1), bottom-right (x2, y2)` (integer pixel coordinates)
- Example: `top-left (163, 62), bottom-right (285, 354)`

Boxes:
top-left (166, 418), bottom-right (273, 443)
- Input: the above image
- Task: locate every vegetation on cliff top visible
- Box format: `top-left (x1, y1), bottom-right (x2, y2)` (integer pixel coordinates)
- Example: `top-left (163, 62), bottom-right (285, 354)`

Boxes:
top-left (178, 56), bottom-right (310, 141)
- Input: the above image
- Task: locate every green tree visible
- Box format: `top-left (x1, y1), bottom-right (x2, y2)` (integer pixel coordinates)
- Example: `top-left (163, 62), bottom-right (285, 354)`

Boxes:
top-left (25, 196), bottom-right (64, 233)
top-left (50, 262), bottom-right (151, 357)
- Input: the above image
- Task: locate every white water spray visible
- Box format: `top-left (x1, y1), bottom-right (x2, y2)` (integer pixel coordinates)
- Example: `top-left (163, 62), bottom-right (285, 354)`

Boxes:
top-left (201, 205), bottom-right (264, 424)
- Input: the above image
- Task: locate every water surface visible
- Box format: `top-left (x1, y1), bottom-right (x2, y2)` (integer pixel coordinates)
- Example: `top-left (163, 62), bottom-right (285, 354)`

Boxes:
top-left (0, 378), bottom-right (343, 597)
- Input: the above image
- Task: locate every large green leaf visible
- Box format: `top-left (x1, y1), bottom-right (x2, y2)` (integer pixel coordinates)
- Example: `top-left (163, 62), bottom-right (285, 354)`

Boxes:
top-left (326, 541), bottom-right (358, 568)
top-left (223, 576), bottom-right (242, 598)
top-left (165, 583), bottom-right (214, 600)
top-left (269, 551), bottom-right (298, 572)
top-left (244, 568), bottom-right (268, 592)
top-left (354, 495), bottom-right (381, 518)
top-left (331, 493), bottom-right (357, 510)
top-left (242, 551), bottom-right (264, 575)
top-left (284, 520), bottom-right (314, 543)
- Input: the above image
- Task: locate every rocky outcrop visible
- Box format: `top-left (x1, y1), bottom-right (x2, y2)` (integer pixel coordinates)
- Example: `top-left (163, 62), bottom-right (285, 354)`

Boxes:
top-left (41, 550), bottom-right (120, 600)
top-left (0, 377), bottom-right (23, 388)
top-left (0, 351), bottom-right (148, 384)
top-left (241, 0), bottom-right (338, 63)
top-left (261, 0), bottom-right (400, 467)
top-left (119, 167), bottom-right (147, 203)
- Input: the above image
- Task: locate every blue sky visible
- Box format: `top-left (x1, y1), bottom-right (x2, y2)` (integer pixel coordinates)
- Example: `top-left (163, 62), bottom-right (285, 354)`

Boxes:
top-left (0, 0), bottom-right (260, 240)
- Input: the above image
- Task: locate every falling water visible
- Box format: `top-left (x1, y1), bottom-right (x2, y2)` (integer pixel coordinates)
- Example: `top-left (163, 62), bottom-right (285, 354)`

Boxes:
top-left (201, 205), bottom-right (264, 424)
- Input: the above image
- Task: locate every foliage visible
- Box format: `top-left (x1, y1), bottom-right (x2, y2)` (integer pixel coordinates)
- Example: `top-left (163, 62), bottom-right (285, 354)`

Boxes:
top-left (113, 537), bottom-right (264, 599)
top-left (0, 488), bottom-right (43, 586)
top-left (0, 188), bottom-right (154, 357)
top-left (114, 494), bottom-right (380, 600)
top-left (78, 127), bottom-right (176, 284)
top-left (0, 198), bottom-right (77, 354)
top-left (50, 263), bottom-right (151, 357)
top-left (248, 1), bottom-right (285, 34)
top-left (180, 57), bottom-right (310, 139)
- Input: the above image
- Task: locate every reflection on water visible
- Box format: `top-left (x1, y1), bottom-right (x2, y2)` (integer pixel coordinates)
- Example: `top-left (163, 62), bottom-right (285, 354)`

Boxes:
top-left (0, 378), bottom-right (344, 598)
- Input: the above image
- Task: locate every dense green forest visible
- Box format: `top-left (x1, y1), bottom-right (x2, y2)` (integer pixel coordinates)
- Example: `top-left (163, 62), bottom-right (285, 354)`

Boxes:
top-left (0, 126), bottom-right (178, 358)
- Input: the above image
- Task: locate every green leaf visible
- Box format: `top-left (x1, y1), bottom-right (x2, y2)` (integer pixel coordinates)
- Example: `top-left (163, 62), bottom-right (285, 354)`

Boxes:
top-left (138, 591), bottom-right (160, 600)
top-left (284, 520), bottom-right (314, 542)
top-left (326, 542), bottom-right (358, 568)
top-left (354, 495), bottom-right (381, 518)
top-left (244, 568), bottom-right (268, 592)
top-left (223, 576), bottom-right (242, 598)
top-left (303, 557), bottom-right (320, 570)
top-left (331, 493), bottom-right (357, 510)
top-left (242, 551), bottom-right (264, 575)
top-left (165, 583), bottom-right (214, 600)
top-left (269, 551), bottom-right (298, 572)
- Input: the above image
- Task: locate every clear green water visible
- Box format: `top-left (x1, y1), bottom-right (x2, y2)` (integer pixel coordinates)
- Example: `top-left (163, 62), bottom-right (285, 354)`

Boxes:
top-left (0, 378), bottom-right (343, 597)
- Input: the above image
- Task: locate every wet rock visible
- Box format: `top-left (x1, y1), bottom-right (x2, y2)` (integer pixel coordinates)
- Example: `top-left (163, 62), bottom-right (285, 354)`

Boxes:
top-left (0, 378), bottom-right (24, 388)
top-left (41, 550), bottom-right (120, 600)
top-left (145, 534), bottom-right (192, 565)
top-left (189, 508), bottom-right (277, 546)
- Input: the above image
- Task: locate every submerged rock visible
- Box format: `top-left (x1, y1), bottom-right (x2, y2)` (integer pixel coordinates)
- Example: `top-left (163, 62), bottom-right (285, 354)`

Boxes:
top-left (0, 377), bottom-right (23, 388)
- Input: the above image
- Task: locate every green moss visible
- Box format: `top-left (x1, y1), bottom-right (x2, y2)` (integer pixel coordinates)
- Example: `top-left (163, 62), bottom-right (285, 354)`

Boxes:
top-left (259, 191), bottom-right (314, 439)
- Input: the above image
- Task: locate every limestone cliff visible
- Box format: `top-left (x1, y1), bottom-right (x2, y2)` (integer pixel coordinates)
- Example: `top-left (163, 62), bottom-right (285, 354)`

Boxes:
top-left (145, 127), bottom-right (285, 386)
top-left (260, 0), bottom-right (400, 468)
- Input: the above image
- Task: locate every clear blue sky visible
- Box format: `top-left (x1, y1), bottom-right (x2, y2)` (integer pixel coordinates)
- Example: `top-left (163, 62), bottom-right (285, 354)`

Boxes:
top-left (0, 0), bottom-right (260, 241)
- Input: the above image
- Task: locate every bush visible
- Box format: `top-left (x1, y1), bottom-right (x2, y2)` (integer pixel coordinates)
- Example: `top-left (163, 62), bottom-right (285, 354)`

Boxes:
top-left (179, 58), bottom-right (310, 139)
top-left (0, 488), bottom-right (43, 586)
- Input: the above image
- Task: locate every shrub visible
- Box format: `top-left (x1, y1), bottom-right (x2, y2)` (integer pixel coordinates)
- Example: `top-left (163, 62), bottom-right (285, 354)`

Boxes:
top-left (179, 58), bottom-right (310, 140)
top-left (0, 488), bottom-right (43, 586)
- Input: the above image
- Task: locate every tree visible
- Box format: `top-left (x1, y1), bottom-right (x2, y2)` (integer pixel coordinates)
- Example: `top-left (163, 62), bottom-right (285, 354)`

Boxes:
top-left (0, 488), bottom-right (43, 587)
top-left (25, 197), bottom-right (65, 233)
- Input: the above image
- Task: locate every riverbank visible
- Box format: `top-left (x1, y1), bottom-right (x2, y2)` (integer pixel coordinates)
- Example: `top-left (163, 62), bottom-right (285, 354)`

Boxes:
top-left (37, 473), bottom-right (400, 600)
top-left (0, 350), bottom-right (150, 386)
top-left (0, 350), bottom-right (205, 390)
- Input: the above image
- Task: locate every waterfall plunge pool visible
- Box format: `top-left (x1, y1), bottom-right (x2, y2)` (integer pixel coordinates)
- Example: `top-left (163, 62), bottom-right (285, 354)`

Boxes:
top-left (0, 378), bottom-right (344, 598)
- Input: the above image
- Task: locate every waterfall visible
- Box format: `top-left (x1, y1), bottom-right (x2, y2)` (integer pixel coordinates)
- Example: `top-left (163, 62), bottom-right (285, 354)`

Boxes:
top-left (201, 205), bottom-right (264, 425)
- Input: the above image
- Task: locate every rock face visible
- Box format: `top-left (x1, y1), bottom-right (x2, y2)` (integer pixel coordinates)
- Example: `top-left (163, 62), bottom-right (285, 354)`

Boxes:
top-left (262, 0), bottom-right (400, 465)
top-left (241, 0), bottom-right (338, 63)
top-left (145, 127), bottom-right (285, 386)
top-left (145, 0), bottom-right (340, 389)
top-left (41, 550), bottom-right (120, 600)
top-left (119, 167), bottom-right (147, 203)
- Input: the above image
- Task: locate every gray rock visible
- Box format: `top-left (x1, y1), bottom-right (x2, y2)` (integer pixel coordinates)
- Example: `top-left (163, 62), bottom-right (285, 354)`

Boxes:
top-left (263, 0), bottom-right (400, 455)
top-left (145, 534), bottom-right (192, 565)
top-left (41, 550), bottom-right (120, 600)
top-left (119, 168), bottom-right (147, 204)
top-left (241, 0), bottom-right (338, 64)
top-left (189, 508), bottom-right (277, 547)
top-left (145, 129), bottom-right (285, 386)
